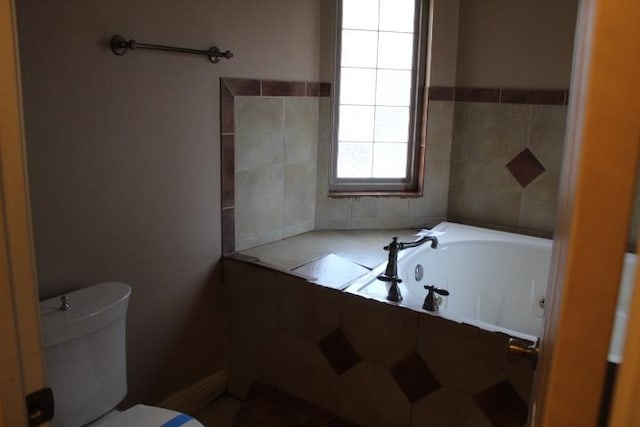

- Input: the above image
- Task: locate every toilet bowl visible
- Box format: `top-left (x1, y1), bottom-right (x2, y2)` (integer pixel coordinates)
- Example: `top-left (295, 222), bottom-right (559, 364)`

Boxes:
top-left (39, 282), bottom-right (204, 427)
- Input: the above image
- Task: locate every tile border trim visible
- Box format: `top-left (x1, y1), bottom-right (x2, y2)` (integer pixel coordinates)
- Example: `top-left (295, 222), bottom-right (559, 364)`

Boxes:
top-left (428, 86), bottom-right (569, 105)
top-left (220, 77), bottom-right (331, 255)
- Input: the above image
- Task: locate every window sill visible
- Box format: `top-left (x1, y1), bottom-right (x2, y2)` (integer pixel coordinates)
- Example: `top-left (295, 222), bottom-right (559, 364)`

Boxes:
top-left (327, 190), bottom-right (424, 198)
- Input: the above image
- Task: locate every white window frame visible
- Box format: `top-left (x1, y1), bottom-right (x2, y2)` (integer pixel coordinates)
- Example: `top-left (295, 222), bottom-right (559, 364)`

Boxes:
top-left (330, 0), bottom-right (429, 195)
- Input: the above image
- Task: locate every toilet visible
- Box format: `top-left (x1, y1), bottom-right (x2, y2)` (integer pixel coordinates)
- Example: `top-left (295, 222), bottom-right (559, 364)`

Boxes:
top-left (39, 282), bottom-right (204, 427)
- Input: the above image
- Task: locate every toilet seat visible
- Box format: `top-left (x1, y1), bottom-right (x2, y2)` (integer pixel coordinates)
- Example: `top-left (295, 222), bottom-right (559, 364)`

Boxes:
top-left (91, 404), bottom-right (204, 427)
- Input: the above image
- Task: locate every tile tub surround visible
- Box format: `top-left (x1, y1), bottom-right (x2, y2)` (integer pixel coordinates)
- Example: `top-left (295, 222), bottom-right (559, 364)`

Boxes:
top-left (220, 78), bottom-right (331, 255)
top-left (224, 258), bottom-right (533, 427)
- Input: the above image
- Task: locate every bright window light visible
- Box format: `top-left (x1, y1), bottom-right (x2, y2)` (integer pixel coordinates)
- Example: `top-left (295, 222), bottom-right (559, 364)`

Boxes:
top-left (335, 0), bottom-right (418, 180)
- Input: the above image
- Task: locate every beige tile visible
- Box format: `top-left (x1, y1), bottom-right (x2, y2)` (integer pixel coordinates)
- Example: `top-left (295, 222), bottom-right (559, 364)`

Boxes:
top-left (409, 159), bottom-right (450, 218)
top-left (276, 275), bottom-right (341, 342)
top-left (411, 388), bottom-right (492, 427)
top-left (417, 315), bottom-right (509, 395)
top-left (193, 395), bottom-right (242, 427)
top-left (314, 138), bottom-right (353, 229)
top-left (235, 166), bottom-right (284, 249)
top-left (448, 161), bottom-right (523, 229)
top-left (270, 332), bottom-right (338, 412)
top-left (284, 162), bottom-right (317, 229)
top-left (520, 170), bottom-right (560, 235)
top-left (315, 197), bottom-right (353, 229)
top-left (235, 97), bottom-right (284, 170)
top-left (352, 197), bottom-right (409, 220)
top-left (285, 97), bottom-right (319, 164)
top-left (291, 254), bottom-right (369, 289)
top-left (451, 102), bottom-right (528, 165)
top-left (507, 358), bottom-right (535, 404)
top-left (239, 230), bottom-right (343, 271)
top-left (425, 101), bottom-right (454, 161)
top-left (226, 317), bottom-right (278, 398)
top-left (341, 293), bottom-right (418, 367)
top-left (338, 362), bottom-right (411, 427)
top-left (528, 105), bottom-right (568, 173)
top-left (282, 220), bottom-right (315, 240)
top-left (333, 228), bottom-right (425, 268)
top-left (223, 259), bottom-right (279, 330)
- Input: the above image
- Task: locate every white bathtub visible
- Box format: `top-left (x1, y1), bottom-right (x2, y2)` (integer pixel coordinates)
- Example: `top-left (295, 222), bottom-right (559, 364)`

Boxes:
top-left (345, 222), bottom-right (636, 363)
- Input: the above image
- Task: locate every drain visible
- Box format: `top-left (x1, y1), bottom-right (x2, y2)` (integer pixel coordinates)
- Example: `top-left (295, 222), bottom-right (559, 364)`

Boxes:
top-left (538, 296), bottom-right (545, 310)
top-left (414, 264), bottom-right (424, 281)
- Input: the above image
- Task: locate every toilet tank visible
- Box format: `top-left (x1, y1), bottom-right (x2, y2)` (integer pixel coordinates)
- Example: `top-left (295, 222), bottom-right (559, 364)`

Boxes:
top-left (39, 282), bottom-right (132, 427)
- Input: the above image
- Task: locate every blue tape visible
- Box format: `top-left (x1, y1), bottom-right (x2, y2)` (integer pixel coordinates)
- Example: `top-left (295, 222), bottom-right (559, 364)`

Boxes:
top-left (160, 413), bottom-right (194, 427)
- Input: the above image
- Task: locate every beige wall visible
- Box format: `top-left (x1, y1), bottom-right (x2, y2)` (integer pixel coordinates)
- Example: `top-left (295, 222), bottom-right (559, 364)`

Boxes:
top-left (428, 0), bottom-right (460, 87)
top-left (455, 0), bottom-right (579, 89)
top-left (17, 0), bottom-right (322, 406)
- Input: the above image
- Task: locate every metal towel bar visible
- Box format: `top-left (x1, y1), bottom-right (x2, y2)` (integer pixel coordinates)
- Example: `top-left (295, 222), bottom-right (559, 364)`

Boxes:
top-left (110, 35), bottom-right (233, 63)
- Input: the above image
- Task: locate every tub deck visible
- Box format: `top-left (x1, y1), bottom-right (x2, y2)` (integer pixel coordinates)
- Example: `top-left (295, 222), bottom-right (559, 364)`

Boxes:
top-left (235, 229), bottom-right (419, 289)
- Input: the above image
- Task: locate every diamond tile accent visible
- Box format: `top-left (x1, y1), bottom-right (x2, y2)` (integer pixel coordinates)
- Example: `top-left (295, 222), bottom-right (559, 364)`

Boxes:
top-left (506, 148), bottom-right (546, 188)
top-left (318, 329), bottom-right (361, 375)
top-left (390, 352), bottom-right (440, 402)
top-left (474, 380), bottom-right (528, 427)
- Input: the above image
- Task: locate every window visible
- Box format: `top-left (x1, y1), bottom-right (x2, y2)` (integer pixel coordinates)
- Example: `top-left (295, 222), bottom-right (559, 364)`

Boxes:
top-left (331, 0), bottom-right (428, 194)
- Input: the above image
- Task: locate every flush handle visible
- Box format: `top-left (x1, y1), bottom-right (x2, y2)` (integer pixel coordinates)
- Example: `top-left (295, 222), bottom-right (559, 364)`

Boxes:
top-left (508, 337), bottom-right (539, 367)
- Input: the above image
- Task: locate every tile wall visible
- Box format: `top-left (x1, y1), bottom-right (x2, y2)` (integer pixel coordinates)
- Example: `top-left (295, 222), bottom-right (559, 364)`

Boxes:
top-left (220, 78), bottom-right (330, 253)
top-left (222, 79), bottom-right (578, 252)
top-left (313, 86), bottom-right (569, 238)
top-left (224, 258), bottom-right (533, 427)
top-left (448, 100), bottom-right (567, 237)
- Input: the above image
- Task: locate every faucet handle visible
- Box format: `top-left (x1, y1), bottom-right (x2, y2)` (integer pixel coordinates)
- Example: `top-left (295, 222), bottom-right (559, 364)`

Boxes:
top-left (422, 285), bottom-right (449, 312)
top-left (424, 285), bottom-right (449, 296)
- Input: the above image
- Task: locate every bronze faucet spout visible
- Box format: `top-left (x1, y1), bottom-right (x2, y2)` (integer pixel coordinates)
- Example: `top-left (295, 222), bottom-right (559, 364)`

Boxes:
top-left (378, 234), bottom-right (439, 302)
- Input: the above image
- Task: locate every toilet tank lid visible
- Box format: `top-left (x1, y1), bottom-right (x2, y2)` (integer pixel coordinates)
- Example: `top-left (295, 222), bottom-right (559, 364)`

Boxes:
top-left (39, 282), bottom-right (131, 346)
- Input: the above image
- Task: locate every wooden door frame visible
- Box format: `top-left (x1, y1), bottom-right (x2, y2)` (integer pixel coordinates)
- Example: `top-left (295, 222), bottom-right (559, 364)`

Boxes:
top-left (2, 0), bottom-right (640, 425)
top-left (532, 0), bottom-right (640, 425)
top-left (0, 0), bottom-right (48, 425)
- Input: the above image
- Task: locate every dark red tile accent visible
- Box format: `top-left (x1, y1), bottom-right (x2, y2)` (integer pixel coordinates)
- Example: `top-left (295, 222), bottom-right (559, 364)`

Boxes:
top-left (233, 383), bottom-right (335, 427)
top-left (222, 78), bottom-right (261, 96)
top-left (506, 148), bottom-right (546, 188)
top-left (500, 89), bottom-right (565, 105)
top-left (222, 207), bottom-right (235, 255)
top-left (318, 82), bottom-right (332, 97)
top-left (428, 86), bottom-right (455, 101)
top-left (262, 80), bottom-right (306, 96)
top-left (455, 87), bottom-right (501, 103)
top-left (220, 81), bottom-right (235, 134)
top-left (221, 134), bottom-right (235, 209)
top-left (390, 352), bottom-right (440, 403)
top-left (307, 82), bottom-right (332, 97)
top-left (318, 329), bottom-right (361, 375)
top-left (474, 380), bottom-right (528, 427)
top-left (564, 90), bottom-right (570, 105)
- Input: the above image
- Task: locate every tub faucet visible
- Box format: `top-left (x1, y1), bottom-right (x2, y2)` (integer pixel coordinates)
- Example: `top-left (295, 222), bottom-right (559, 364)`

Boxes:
top-left (377, 234), bottom-right (438, 302)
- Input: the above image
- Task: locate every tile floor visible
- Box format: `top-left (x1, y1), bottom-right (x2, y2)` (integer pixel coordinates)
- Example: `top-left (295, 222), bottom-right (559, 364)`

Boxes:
top-left (193, 394), bottom-right (243, 427)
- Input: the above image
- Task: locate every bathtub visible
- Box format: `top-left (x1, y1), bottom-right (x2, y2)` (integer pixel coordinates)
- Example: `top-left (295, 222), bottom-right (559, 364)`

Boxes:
top-left (345, 222), bottom-right (636, 363)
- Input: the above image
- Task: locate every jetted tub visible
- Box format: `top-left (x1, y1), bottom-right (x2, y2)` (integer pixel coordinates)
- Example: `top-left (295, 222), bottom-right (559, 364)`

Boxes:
top-left (345, 222), bottom-right (636, 363)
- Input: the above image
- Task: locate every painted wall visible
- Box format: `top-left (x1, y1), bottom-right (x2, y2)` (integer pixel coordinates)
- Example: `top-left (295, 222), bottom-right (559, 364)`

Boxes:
top-left (17, 0), bottom-right (322, 406)
top-left (455, 0), bottom-right (579, 89)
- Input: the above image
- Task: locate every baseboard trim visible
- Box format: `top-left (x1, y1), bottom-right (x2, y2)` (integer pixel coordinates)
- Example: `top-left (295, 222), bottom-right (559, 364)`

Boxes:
top-left (158, 370), bottom-right (226, 415)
